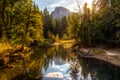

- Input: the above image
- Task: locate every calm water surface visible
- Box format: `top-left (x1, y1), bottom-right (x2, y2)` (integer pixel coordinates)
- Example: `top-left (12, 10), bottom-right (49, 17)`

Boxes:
top-left (0, 45), bottom-right (120, 80)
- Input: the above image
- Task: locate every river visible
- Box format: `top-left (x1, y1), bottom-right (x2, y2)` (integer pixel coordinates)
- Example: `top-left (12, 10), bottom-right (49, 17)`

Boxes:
top-left (0, 45), bottom-right (120, 80)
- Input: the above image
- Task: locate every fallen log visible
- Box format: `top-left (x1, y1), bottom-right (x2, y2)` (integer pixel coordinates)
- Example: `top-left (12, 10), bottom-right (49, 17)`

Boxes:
top-left (72, 47), bottom-right (92, 57)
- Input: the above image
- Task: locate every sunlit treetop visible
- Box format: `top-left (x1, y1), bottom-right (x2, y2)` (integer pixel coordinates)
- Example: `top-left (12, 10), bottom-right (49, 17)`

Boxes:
top-left (84, 0), bottom-right (94, 9)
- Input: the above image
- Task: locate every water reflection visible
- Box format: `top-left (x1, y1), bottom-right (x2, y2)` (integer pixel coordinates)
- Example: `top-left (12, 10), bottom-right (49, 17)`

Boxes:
top-left (0, 45), bottom-right (120, 80)
top-left (42, 60), bottom-right (71, 80)
top-left (70, 56), bottom-right (120, 80)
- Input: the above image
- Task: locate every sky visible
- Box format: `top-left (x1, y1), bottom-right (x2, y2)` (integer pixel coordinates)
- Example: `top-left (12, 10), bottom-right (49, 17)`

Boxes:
top-left (34, 0), bottom-right (93, 13)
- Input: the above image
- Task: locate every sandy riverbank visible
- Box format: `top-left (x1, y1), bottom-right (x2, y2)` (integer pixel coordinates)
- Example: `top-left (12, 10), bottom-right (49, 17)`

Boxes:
top-left (77, 48), bottom-right (120, 67)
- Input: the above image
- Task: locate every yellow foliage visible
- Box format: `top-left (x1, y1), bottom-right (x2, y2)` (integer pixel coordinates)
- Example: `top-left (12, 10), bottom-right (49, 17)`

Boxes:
top-left (0, 43), bottom-right (12, 53)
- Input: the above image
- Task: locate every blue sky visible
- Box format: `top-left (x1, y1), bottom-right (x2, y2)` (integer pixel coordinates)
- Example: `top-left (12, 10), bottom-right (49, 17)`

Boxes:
top-left (34, 0), bottom-right (93, 13)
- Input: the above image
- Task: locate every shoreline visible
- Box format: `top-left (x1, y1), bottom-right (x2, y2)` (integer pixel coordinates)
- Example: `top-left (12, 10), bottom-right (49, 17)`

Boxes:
top-left (76, 48), bottom-right (120, 68)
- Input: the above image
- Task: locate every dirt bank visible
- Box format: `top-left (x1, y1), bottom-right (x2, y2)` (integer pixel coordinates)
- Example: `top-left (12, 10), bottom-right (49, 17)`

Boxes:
top-left (75, 48), bottom-right (120, 67)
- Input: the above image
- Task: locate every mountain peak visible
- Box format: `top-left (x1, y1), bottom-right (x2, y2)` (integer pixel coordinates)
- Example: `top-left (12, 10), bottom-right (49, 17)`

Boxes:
top-left (51, 7), bottom-right (71, 19)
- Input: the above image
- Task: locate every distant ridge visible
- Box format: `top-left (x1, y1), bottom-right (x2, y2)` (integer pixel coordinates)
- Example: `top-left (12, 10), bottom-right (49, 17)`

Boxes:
top-left (51, 7), bottom-right (71, 19)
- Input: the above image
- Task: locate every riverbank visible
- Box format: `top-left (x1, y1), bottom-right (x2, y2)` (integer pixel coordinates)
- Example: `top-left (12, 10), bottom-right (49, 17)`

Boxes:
top-left (2, 39), bottom-right (120, 68)
top-left (76, 47), bottom-right (120, 67)
top-left (0, 43), bottom-right (31, 67)
top-left (0, 39), bottom-right (74, 67)
top-left (0, 40), bottom-right (120, 80)
top-left (39, 39), bottom-right (120, 68)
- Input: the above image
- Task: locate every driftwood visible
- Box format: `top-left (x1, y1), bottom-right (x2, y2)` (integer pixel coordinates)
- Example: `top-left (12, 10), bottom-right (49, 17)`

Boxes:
top-left (77, 49), bottom-right (92, 57)
top-left (72, 46), bottom-right (92, 57)
top-left (72, 41), bottom-right (91, 57)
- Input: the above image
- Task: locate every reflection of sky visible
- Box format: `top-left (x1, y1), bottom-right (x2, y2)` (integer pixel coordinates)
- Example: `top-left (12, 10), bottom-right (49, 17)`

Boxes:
top-left (42, 60), bottom-right (71, 80)
top-left (42, 58), bottom-right (92, 80)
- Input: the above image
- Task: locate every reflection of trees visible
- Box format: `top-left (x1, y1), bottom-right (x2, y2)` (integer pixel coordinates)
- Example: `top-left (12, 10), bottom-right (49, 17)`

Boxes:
top-left (0, 45), bottom-right (75, 80)
top-left (0, 63), bottom-right (24, 80)
top-left (70, 60), bottom-right (81, 80)
top-left (70, 56), bottom-right (120, 80)
top-left (1, 45), bottom-right (120, 80)
top-left (28, 45), bottom-right (75, 78)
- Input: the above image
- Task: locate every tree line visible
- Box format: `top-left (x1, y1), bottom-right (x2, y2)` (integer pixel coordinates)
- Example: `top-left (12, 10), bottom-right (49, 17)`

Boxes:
top-left (0, 0), bottom-right (44, 46)
top-left (42, 0), bottom-right (120, 47)
top-left (0, 0), bottom-right (69, 46)
top-left (42, 8), bottom-right (68, 41)
top-left (69, 0), bottom-right (120, 47)
top-left (0, 0), bottom-right (120, 47)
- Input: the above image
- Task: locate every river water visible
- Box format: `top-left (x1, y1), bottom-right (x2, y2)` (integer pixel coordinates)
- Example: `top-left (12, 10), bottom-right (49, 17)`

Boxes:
top-left (0, 45), bottom-right (120, 80)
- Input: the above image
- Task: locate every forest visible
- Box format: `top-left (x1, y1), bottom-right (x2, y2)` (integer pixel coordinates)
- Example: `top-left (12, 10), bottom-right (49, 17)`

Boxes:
top-left (0, 0), bottom-right (120, 80)
top-left (0, 0), bottom-right (120, 47)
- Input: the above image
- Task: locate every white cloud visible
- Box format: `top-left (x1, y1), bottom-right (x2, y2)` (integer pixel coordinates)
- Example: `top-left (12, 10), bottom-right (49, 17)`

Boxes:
top-left (35, 0), bottom-right (87, 12)
top-left (49, 0), bottom-right (67, 8)
top-left (66, 3), bottom-right (79, 12)
top-left (49, 0), bottom-right (78, 12)
top-left (50, 1), bottom-right (63, 8)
